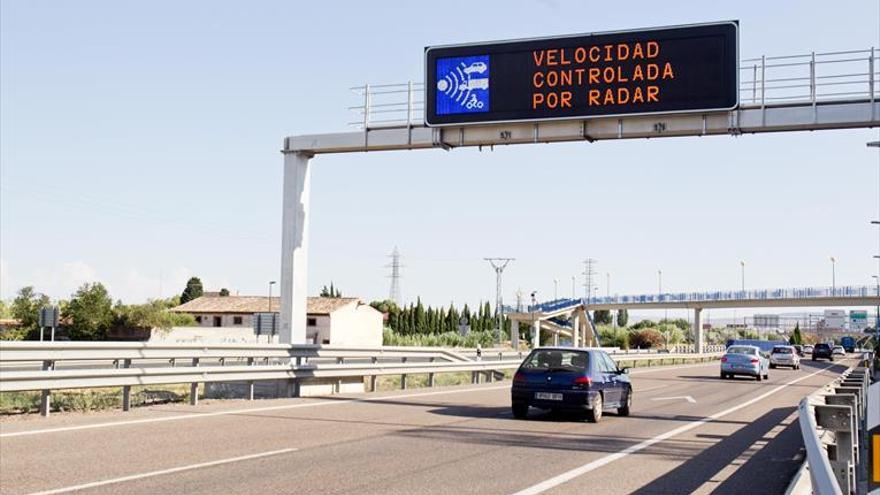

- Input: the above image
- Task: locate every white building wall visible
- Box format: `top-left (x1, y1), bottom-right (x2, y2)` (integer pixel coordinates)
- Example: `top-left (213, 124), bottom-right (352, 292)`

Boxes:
top-left (327, 303), bottom-right (383, 346)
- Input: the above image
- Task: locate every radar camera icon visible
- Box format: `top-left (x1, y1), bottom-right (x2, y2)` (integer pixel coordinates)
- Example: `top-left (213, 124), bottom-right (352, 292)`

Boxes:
top-left (435, 55), bottom-right (490, 116)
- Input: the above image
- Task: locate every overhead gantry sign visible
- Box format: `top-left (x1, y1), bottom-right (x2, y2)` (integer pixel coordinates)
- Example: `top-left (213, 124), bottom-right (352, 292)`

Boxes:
top-left (425, 21), bottom-right (738, 126)
top-left (277, 23), bottom-right (879, 345)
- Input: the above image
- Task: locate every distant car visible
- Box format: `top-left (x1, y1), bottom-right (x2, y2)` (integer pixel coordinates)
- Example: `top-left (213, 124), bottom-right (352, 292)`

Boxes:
top-left (832, 345), bottom-right (845, 356)
top-left (720, 345), bottom-right (770, 381)
top-left (770, 345), bottom-right (800, 369)
top-left (511, 347), bottom-right (632, 423)
top-left (812, 343), bottom-right (834, 361)
top-left (793, 345), bottom-right (804, 357)
top-left (803, 345), bottom-right (814, 354)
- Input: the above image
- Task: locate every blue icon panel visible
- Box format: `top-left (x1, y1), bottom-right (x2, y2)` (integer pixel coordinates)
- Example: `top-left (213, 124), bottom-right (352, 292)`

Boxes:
top-left (435, 55), bottom-right (490, 116)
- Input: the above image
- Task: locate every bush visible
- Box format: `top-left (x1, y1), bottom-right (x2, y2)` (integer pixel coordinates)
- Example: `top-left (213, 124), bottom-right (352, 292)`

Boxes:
top-left (630, 329), bottom-right (664, 349)
top-left (382, 329), bottom-right (496, 348)
top-left (597, 326), bottom-right (629, 348)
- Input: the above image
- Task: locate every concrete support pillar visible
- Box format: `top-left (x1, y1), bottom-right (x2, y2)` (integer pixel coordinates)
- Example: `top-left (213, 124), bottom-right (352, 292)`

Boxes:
top-left (553, 330), bottom-right (559, 346)
top-left (694, 308), bottom-right (703, 354)
top-left (572, 314), bottom-right (580, 348)
top-left (510, 318), bottom-right (519, 350)
top-left (532, 319), bottom-right (540, 348)
top-left (279, 150), bottom-right (312, 345)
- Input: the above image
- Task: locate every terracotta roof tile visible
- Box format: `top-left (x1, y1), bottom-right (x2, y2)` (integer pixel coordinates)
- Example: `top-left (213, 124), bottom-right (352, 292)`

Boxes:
top-left (170, 296), bottom-right (359, 315)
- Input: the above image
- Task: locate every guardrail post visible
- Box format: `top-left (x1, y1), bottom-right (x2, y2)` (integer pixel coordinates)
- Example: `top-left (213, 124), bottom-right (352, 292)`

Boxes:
top-left (816, 404), bottom-right (856, 493)
top-left (400, 357), bottom-right (407, 390)
top-left (122, 358), bottom-right (132, 411)
top-left (370, 357), bottom-right (378, 392)
top-left (39, 360), bottom-right (54, 417)
top-left (427, 357), bottom-right (435, 388)
top-left (247, 357), bottom-right (255, 400)
top-left (335, 357), bottom-right (344, 393)
top-left (190, 358), bottom-right (199, 406)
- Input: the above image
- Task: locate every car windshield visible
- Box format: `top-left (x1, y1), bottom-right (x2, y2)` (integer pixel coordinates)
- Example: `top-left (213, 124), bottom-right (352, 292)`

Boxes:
top-left (726, 346), bottom-right (757, 355)
top-left (521, 350), bottom-right (589, 372)
top-left (772, 347), bottom-right (792, 354)
top-left (816, 344), bottom-right (830, 350)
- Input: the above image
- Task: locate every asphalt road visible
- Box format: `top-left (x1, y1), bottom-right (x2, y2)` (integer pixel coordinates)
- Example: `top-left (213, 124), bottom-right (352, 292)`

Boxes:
top-left (0, 357), bottom-right (855, 495)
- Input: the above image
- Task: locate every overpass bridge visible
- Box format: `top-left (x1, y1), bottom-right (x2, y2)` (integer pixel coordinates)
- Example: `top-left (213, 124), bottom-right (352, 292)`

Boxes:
top-left (507, 285), bottom-right (879, 351)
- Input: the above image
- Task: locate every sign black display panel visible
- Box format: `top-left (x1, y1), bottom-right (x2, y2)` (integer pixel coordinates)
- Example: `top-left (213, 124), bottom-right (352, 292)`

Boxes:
top-left (425, 22), bottom-right (738, 127)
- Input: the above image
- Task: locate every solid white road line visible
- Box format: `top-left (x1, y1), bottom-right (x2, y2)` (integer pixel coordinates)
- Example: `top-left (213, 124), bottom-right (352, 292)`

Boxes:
top-left (24, 448), bottom-right (298, 495)
top-left (508, 361), bottom-right (842, 495)
top-left (1, 361), bottom-right (718, 439)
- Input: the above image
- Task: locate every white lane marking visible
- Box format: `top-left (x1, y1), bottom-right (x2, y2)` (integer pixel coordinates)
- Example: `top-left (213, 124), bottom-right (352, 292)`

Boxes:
top-left (0, 360), bottom-right (717, 439)
top-left (508, 361), bottom-right (841, 495)
top-left (24, 448), bottom-right (298, 495)
top-left (651, 395), bottom-right (696, 404)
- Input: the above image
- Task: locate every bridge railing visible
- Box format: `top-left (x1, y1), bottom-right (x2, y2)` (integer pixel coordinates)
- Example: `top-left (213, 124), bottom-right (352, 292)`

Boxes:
top-left (791, 354), bottom-right (874, 495)
top-left (348, 48), bottom-right (879, 130)
top-left (0, 342), bottom-right (722, 417)
top-left (530, 285), bottom-right (878, 312)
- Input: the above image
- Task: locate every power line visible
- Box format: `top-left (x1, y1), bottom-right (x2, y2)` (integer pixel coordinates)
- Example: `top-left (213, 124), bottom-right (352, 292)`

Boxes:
top-left (484, 257), bottom-right (515, 344)
top-left (386, 247), bottom-right (403, 306)
top-left (582, 258), bottom-right (598, 304)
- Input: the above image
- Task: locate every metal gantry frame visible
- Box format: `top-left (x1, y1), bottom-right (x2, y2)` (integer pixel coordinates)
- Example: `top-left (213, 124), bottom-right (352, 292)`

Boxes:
top-left (278, 47), bottom-right (880, 345)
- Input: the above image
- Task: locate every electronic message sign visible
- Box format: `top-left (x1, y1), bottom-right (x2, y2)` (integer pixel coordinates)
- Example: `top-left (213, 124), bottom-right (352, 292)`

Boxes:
top-left (425, 21), bottom-right (738, 127)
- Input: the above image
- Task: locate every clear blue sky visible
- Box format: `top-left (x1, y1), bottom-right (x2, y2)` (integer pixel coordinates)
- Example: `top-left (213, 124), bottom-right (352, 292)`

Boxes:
top-left (2, 1), bottom-right (879, 320)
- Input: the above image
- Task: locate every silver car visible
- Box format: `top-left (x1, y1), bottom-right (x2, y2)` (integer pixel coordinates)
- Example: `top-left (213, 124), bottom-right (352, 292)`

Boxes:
top-left (720, 345), bottom-right (770, 381)
top-left (769, 345), bottom-right (800, 370)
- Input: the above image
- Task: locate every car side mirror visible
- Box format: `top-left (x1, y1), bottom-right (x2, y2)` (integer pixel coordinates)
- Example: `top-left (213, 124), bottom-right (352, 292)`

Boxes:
top-left (618, 367), bottom-right (630, 374)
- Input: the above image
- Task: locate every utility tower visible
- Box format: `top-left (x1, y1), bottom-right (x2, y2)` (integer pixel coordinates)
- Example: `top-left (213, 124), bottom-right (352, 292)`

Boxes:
top-left (582, 258), bottom-right (598, 304)
top-left (387, 247), bottom-right (403, 306)
top-left (484, 257), bottom-right (515, 344)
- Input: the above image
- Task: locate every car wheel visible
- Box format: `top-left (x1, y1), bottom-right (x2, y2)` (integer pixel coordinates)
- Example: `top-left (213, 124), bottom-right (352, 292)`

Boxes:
top-left (720, 372), bottom-right (727, 379)
top-left (586, 394), bottom-right (603, 423)
top-left (770, 364), bottom-right (776, 369)
top-left (618, 390), bottom-right (632, 417)
top-left (764, 372), bottom-right (769, 380)
top-left (812, 356), bottom-right (816, 361)
top-left (512, 403), bottom-right (529, 420)
top-left (756, 372), bottom-right (762, 381)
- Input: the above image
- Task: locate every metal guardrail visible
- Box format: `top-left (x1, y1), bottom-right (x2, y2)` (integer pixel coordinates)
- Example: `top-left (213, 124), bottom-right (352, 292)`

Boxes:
top-left (795, 353), bottom-right (874, 495)
top-left (349, 48), bottom-right (879, 129)
top-left (0, 342), bottom-right (722, 417)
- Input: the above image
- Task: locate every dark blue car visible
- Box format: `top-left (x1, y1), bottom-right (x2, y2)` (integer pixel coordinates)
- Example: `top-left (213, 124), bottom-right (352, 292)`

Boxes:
top-left (511, 347), bottom-right (632, 423)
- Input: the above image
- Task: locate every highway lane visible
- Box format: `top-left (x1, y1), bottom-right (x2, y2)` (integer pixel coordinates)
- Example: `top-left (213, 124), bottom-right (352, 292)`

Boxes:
top-left (0, 358), bottom-right (855, 495)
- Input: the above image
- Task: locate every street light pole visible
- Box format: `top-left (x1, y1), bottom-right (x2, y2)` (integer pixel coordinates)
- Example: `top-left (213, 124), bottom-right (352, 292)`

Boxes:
top-left (553, 278), bottom-right (558, 300)
top-left (830, 256), bottom-right (836, 295)
top-left (740, 260), bottom-right (746, 293)
top-left (268, 281), bottom-right (276, 312)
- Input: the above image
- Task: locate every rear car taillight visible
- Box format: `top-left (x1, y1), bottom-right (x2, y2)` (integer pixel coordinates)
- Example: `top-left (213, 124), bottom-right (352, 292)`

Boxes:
top-left (513, 372), bottom-right (526, 384)
top-left (749, 358), bottom-right (759, 364)
top-left (721, 356), bottom-right (728, 362)
top-left (572, 376), bottom-right (592, 389)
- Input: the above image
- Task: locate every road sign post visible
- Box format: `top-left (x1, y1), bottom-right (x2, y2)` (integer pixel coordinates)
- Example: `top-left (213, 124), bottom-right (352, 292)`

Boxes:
top-left (38, 306), bottom-right (60, 342)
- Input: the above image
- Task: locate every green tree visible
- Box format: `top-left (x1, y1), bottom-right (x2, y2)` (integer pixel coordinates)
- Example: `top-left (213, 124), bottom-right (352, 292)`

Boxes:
top-left (180, 277), bottom-right (204, 304)
top-left (789, 323), bottom-right (803, 345)
top-left (65, 283), bottom-right (114, 340)
top-left (593, 309), bottom-right (612, 325)
top-left (11, 286), bottom-right (50, 331)
top-left (219, 288), bottom-right (230, 297)
top-left (617, 308), bottom-right (629, 327)
top-left (114, 300), bottom-right (196, 330)
top-left (320, 282), bottom-right (342, 298)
